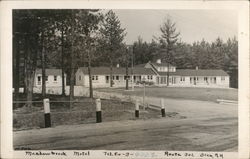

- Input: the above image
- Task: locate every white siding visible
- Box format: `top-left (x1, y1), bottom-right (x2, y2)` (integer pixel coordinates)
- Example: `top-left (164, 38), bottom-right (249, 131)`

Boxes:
top-left (75, 70), bottom-right (85, 86)
top-left (83, 75), bottom-right (107, 87)
top-left (34, 73), bottom-right (66, 87)
top-left (156, 66), bottom-right (176, 72)
top-left (168, 76), bottom-right (229, 88)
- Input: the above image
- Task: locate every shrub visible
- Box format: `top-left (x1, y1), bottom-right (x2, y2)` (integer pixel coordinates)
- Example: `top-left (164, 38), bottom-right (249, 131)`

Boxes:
top-left (136, 81), bottom-right (154, 86)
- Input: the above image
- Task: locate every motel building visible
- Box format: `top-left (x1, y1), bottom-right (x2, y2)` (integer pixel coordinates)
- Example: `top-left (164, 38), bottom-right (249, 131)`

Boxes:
top-left (75, 66), bottom-right (156, 88)
top-left (75, 59), bottom-right (230, 88)
top-left (33, 69), bottom-right (67, 94)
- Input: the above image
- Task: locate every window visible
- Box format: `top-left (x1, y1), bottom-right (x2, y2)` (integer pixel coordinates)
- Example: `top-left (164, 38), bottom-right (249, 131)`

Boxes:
top-left (37, 76), bottom-right (41, 85)
top-left (92, 76), bottom-right (98, 80)
top-left (79, 75), bottom-right (81, 80)
top-left (112, 76), bottom-right (115, 80)
top-left (124, 75), bottom-right (130, 80)
top-left (204, 77), bottom-right (208, 81)
top-left (116, 76), bottom-right (119, 80)
top-left (159, 67), bottom-right (164, 71)
top-left (45, 76), bottom-right (48, 81)
top-left (147, 75), bottom-right (153, 80)
top-left (160, 77), bottom-right (166, 84)
top-left (221, 76), bottom-right (225, 81)
top-left (54, 76), bottom-right (57, 81)
top-left (214, 77), bottom-right (217, 83)
top-left (180, 77), bottom-right (185, 81)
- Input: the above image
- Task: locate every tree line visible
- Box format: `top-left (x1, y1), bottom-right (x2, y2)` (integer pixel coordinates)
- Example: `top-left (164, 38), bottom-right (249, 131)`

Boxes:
top-left (13, 9), bottom-right (128, 108)
top-left (132, 37), bottom-right (238, 87)
top-left (13, 9), bottom-right (238, 108)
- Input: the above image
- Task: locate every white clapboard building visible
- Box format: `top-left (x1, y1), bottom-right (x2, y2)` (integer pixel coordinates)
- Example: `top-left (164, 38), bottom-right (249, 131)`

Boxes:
top-left (75, 59), bottom-right (230, 88)
top-left (33, 69), bottom-right (67, 94)
top-left (75, 67), bottom-right (156, 88)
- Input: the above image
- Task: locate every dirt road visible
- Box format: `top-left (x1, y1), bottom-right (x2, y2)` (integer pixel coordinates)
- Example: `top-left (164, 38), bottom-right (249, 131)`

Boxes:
top-left (14, 98), bottom-right (237, 151)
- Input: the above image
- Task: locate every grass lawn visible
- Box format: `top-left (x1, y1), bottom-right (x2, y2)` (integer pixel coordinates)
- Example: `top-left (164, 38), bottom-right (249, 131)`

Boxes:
top-left (97, 87), bottom-right (238, 102)
top-left (13, 93), bottom-right (178, 131)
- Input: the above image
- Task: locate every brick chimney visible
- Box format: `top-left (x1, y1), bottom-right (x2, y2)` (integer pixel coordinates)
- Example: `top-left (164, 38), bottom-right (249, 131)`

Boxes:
top-left (156, 59), bottom-right (161, 64)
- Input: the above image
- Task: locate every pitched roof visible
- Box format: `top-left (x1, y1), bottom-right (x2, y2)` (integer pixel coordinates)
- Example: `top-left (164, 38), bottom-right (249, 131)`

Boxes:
top-left (36, 69), bottom-right (62, 76)
top-left (158, 69), bottom-right (229, 76)
top-left (78, 67), bottom-right (156, 75)
top-left (135, 62), bottom-right (175, 68)
top-left (134, 63), bottom-right (147, 67)
top-left (151, 62), bottom-right (175, 67)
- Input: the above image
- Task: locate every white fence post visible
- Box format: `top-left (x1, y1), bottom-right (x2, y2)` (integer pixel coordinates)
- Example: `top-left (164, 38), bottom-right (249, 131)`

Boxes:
top-left (135, 99), bottom-right (139, 118)
top-left (96, 98), bottom-right (102, 123)
top-left (160, 98), bottom-right (166, 117)
top-left (43, 98), bottom-right (51, 128)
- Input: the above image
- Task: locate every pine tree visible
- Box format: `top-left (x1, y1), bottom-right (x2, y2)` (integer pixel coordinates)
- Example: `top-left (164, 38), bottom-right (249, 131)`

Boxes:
top-left (158, 18), bottom-right (180, 86)
top-left (99, 10), bottom-right (126, 87)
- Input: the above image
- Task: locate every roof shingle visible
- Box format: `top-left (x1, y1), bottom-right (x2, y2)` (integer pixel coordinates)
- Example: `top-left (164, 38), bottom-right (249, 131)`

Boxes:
top-left (158, 69), bottom-right (229, 76)
top-left (78, 67), bottom-right (156, 75)
top-left (36, 69), bottom-right (62, 76)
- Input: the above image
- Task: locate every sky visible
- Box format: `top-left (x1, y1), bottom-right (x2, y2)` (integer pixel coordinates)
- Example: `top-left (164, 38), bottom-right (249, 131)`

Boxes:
top-left (112, 10), bottom-right (238, 45)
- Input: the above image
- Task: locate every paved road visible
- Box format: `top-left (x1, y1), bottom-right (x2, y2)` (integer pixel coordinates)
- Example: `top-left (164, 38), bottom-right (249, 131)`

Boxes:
top-left (14, 98), bottom-right (237, 151)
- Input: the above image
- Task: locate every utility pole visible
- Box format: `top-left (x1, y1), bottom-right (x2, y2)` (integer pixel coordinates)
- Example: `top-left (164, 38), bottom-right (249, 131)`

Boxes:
top-left (131, 46), bottom-right (134, 91)
top-left (125, 46), bottom-right (129, 90)
top-left (87, 49), bottom-right (93, 98)
top-left (61, 27), bottom-right (65, 96)
top-left (142, 77), bottom-right (146, 110)
top-left (125, 58), bottom-right (129, 90)
top-left (41, 31), bottom-right (46, 98)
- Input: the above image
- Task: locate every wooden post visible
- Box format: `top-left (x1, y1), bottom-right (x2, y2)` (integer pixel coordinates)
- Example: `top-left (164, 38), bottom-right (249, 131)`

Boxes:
top-left (161, 98), bottom-right (166, 117)
top-left (96, 98), bottom-right (102, 123)
top-left (43, 98), bottom-right (51, 128)
top-left (135, 99), bottom-right (139, 118)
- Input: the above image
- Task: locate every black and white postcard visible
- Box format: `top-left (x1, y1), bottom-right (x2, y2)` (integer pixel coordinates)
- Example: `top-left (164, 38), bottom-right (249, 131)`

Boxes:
top-left (0, 1), bottom-right (249, 159)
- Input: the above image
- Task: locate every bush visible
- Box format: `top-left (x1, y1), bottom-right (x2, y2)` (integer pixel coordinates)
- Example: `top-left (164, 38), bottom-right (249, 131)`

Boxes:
top-left (136, 81), bottom-right (154, 86)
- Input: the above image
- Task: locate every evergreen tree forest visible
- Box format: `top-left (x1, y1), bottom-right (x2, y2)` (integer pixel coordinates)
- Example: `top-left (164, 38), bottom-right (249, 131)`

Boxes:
top-left (132, 37), bottom-right (238, 88)
top-left (13, 9), bottom-right (238, 106)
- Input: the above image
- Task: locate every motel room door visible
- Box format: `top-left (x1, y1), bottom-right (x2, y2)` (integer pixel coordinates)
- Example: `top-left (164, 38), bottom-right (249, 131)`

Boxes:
top-left (172, 77), bottom-right (176, 84)
top-left (106, 76), bottom-right (109, 83)
top-left (190, 77), bottom-right (196, 85)
top-left (194, 77), bottom-right (197, 85)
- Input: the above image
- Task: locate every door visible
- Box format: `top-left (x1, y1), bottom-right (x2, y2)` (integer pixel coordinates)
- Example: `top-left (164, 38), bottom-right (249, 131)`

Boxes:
top-left (157, 77), bottom-right (160, 84)
top-left (172, 77), bottom-right (176, 84)
top-left (106, 76), bottom-right (109, 83)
